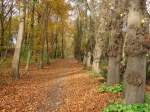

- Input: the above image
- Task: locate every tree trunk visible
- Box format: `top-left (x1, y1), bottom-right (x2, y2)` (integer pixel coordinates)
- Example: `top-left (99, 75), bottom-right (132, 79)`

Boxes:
top-left (86, 52), bottom-right (92, 68)
top-left (92, 55), bottom-right (100, 73)
top-left (39, 3), bottom-right (49, 68)
top-left (74, 16), bottom-right (83, 61)
top-left (25, 2), bottom-right (35, 73)
top-left (11, 1), bottom-right (25, 79)
top-left (39, 26), bottom-right (45, 69)
top-left (124, 0), bottom-right (149, 104)
top-left (0, 0), bottom-right (4, 48)
top-left (45, 34), bottom-right (49, 63)
top-left (83, 54), bottom-right (87, 65)
top-left (92, 0), bottom-right (110, 74)
top-left (54, 31), bottom-right (58, 59)
top-left (107, 57), bottom-right (120, 85)
top-left (61, 31), bottom-right (64, 59)
top-left (25, 48), bottom-right (31, 72)
top-left (107, 0), bottom-right (124, 85)
top-left (124, 56), bottom-right (146, 104)
top-left (85, 16), bottom-right (95, 68)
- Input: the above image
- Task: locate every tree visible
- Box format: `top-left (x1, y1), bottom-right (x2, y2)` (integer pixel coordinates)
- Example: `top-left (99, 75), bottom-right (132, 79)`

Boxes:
top-left (124, 0), bottom-right (149, 104)
top-left (92, 0), bottom-right (111, 74)
top-left (25, 0), bottom-right (36, 72)
top-left (11, 0), bottom-right (25, 79)
top-left (39, 1), bottom-right (49, 68)
top-left (107, 0), bottom-right (125, 85)
top-left (85, 16), bottom-right (95, 68)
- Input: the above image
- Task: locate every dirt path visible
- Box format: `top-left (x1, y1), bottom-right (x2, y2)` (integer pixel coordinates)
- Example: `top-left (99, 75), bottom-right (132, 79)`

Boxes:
top-left (0, 59), bottom-right (119, 112)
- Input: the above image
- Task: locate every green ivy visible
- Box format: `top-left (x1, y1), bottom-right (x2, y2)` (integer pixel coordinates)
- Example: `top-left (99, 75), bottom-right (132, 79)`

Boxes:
top-left (97, 84), bottom-right (123, 93)
top-left (102, 103), bottom-right (150, 112)
top-left (102, 94), bottom-right (150, 112)
top-left (144, 94), bottom-right (150, 104)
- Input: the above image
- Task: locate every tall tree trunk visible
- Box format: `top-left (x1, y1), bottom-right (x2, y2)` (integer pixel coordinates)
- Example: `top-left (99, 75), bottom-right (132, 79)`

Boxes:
top-left (85, 15), bottom-right (95, 67)
top-left (25, 1), bottom-right (35, 72)
top-left (74, 16), bottom-right (83, 61)
top-left (39, 22), bottom-right (45, 69)
top-left (45, 3), bottom-right (49, 64)
top-left (92, 0), bottom-right (110, 74)
top-left (11, 1), bottom-right (25, 79)
top-left (107, 0), bottom-right (124, 85)
top-left (61, 31), bottom-right (64, 59)
top-left (0, 0), bottom-right (4, 48)
top-left (54, 29), bottom-right (58, 59)
top-left (124, 0), bottom-right (149, 104)
top-left (39, 3), bottom-right (49, 68)
top-left (45, 34), bottom-right (49, 63)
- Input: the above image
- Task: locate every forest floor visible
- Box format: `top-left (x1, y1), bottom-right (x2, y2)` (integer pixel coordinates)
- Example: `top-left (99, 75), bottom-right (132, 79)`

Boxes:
top-left (0, 59), bottom-right (150, 112)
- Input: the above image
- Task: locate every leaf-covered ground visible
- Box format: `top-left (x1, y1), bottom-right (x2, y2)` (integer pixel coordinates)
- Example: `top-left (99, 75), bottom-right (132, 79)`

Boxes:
top-left (0, 59), bottom-right (128, 112)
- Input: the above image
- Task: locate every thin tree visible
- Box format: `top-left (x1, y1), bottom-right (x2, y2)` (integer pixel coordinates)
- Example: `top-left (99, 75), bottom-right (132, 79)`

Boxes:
top-left (25, 1), bottom-right (35, 72)
top-left (11, 0), bottom-right (25, 79)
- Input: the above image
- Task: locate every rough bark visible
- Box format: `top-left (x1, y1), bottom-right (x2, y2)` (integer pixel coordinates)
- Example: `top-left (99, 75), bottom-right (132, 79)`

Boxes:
top-left (107, 57), bottom-right (120, 85)
top-left (85, 16), bottom-right (95, 68)
top-left (124, 56), bottom-right (146, 104)
top-left (92, 0), bottom-right (110, 74)
top-left (124, 0), bottom-right (149, 104)
top-left (107, 0), bottom-right (124, 85)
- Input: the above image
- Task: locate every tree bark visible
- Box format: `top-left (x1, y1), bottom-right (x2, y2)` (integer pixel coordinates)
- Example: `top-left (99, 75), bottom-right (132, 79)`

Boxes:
top-left (85, 16), bottom-right (95, 68)
top-left (92, 0), bottom-right (110, 74)
top-left (86, 52), bottom-right (92, 68)
top-left (45, 4), bottom-right (50, 64)
top-left (61, 18), bottom-right (65, 59)
top-left (107, 0), bottom-right (124, 85)
top-left (25, 1), bottom-right (35, 73)
top-left (0, 0), bottom-right (5, 47)
top-left (107, 57), bottom-right (120, 85)
top-left (124, 56), bottom-right (146, 104)
top-left (124, 0), bottom-right (149, 104)
top-left (11, 1), bottom-right (25, 79)
top-left (74, 15), bottom-right (83, 61)
top-left (39, 3), bottom-right (49, 68)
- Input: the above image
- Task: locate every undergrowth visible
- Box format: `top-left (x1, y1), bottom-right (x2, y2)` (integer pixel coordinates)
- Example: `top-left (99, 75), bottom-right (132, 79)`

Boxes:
top-left (88, 68), bottom-right (107, 79)
top-left (88, 70), bottom-right (102, 77)
top-left (97, 84), bottom-right (123, 94)
top-left (102, 94), bottom-right (150, 112)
